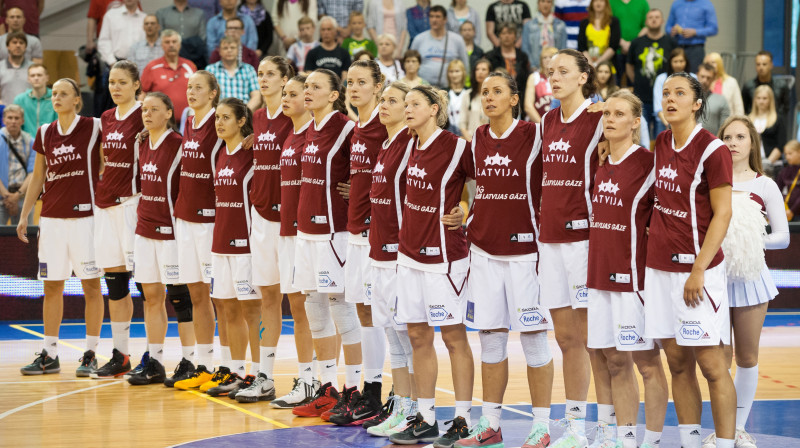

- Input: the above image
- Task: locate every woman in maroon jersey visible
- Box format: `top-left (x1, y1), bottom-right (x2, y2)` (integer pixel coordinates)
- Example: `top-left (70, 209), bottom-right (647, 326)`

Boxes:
top-left (644, 72), bottom-right (735, 448)
top-left (588, 90), bottom-right (668, 448)
top-left (16, 78), bottom-right (104, 377)
top-left (128, 92), bottom-right (183, 386)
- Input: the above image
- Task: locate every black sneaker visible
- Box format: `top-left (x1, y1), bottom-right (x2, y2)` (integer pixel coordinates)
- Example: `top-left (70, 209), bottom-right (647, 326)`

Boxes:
top-left (127, 358), bottom-right (167, 385)
top-left (363, 387), bottom-right (395, 429)
top-left (20, 349), bottom-right (60, 375)
top-left (124, 351), bottom-right (150, 379)
top-left (330, 382), bottom-right (383, 426)
top-left (228, 374), bottom-right (256, 399)
top-left (91, 349), bottom-right (131, 379)
top-left (164, 358), bottom-right (195, 387)
top-left (322, 385), bottom-right (359, 422)
top-left (388, 413), bottom-right (440, 445)
top-left (433, 416), bottom-right (470, 448)
top-left (206, 373), bottom-right (243, 397)
top-left (76, 350), bottom-right (98, 377)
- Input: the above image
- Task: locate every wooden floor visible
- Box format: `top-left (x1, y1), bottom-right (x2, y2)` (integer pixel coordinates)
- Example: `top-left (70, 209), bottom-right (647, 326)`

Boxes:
top-left (1, 322), bottom-right (799, 447)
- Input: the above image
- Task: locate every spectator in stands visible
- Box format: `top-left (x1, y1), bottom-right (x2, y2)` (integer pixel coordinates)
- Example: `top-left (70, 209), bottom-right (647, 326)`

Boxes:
top-left (777, 140), bottom-right (800, 222)
top-left (97, 0), bottom-right (147, 66)
top-left (0, 104), bottom-right (34, 225)
top-left (286, 16), bottom-right (319, 72)
top-left (238, 0), bottom-right (274, 57)
top-left (156, 0), bottom-right (207, 44)
top-left (189, 0), bottom-right (220, 21)
top-left (128, 15), bottom-right (163, 75)
top-left (749, 85), bottom-right (786, 165)
top-left (406, 0), bottom-right (430, 46)
top-left (410, 6), bottom-right (469, 88)
top-left (653, 46), bottom-right (692, 135)
top-left (666, 0), bottom-right (717, 73)
top-left (14, 63), bottom-right (55, 137)
top-left (1, 0), bottom-right (43, 36)
top-left (524, 45), bottom-right (557, 122)
top-left (376, 34), bottom-right (404, 82)
top-left (703, 51), bottom-right (744, 116)
top-left (342, 11), bottom-right (377, 58)
top-left (141, 29), bottom-right (197, 119)
top-left (0, 8), bottom-right (42, 64)
top-left (609, 0), bottom-right (648, 84)
top-left (367, 0), bottom-right (406, 54)
top-left (695, 62), bottom-right (730, 135)
top-left (522, 0), bottom-right (567, 71)
top-left (460, 21), bottom-right (483, 73)
top-left (742, 50), bottom-right (792, 119)
top-left (209, 17), bottom-right (259, 70)
top-left (447, 0), bottom-right (480, 47)
top-left (457, 57), bottom-right (490, 140)
top-left (0, 32), bottom-right (32, 105)
top-left (485, 23), bottom-right (530, 108)
top-left (595, 59), bottom-right (618, 100)
top-left (555, 0), bottom-right (589, 50)
top-left (205, 36), bottom-right (260, 110)
top-left (578, 0), bottom-right (620, 69)
top-left (86, 0), bottom-right (130, 54)
top-left (319, 0), bottom-right (363, 39)
top-left (273, 0), bottom-right (317, 52)
top-left (399, 49), bottom-right (426, 88)
top-left (304, 16), bottom-right (351, 78)
top-left (207, 0), bottom-right (257, 56)
top-left (446, 59), bottom-right (467, 135)
top-left (485, 0), bottom-right (531, 48)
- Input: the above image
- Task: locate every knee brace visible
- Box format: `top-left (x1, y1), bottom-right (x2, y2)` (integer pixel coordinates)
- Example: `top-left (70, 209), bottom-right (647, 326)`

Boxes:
top-left (479, 330), bottom-right (509, 364)
top-left (385, 327), bottom-right (407, 369)
top-left (104, 271), bottom-right (131, 301)
top-left (396, 328), bottom-right (414, 374)
top-left (135, 282), bottom-right (145, 301)
top-left (167, 284), bottom-right (193, 323)
top-left (521, 331), bottom-right (552, 368)
top-left (329, 293), bottom-right (361, 345)
top-left (305, 292), bottom-right (336, 339)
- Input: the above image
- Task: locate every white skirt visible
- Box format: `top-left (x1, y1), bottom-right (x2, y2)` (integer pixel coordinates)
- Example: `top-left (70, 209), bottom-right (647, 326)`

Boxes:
top-left (727, 264), bottom-right (778, 307)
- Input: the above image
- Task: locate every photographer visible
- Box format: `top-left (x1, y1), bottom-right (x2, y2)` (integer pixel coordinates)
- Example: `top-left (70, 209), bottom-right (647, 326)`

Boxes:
top-left (0, 104), bottom-right (34, 225)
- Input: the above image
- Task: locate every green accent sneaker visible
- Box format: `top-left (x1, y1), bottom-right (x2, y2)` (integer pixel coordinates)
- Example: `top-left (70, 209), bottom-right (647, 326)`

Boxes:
top-left (367, 396), bottom-right (405, 437)
top-left (433, 416), bottom-right (470, 448)
top-left (454, 416), bottom-right (504, 448)
top-left (20, 350), bottom-right (60, 375)
top-left (388, 413), bottom-right (440, 445)
top-left (76, 350), bottom-right (97, 377)
top-left (521, 422), bottom-right (551, 448)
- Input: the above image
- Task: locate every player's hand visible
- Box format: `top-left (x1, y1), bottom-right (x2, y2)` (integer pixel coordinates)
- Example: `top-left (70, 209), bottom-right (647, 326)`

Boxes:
top-left (587, 101), bottom-right (605, 113)
top-left (242, 133), bottom-right (254, 150)
top-left (597, 140), bottom-right (610, 166)
top-left (16, 216), bottom-right (29, 243)
top-left (137, 129), bottom-right (149, 144)
top-left (337, 181), bottom-right (351, 199)
top-left (441, 206), bottom-right (464, 230)
top-left (683, 270), bottom-right (704, 308)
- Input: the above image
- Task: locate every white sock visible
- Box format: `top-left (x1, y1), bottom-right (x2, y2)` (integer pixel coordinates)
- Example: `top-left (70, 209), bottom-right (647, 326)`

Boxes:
top-left (231, 360), bottom-right (246, 377)
top-left (181, 345), bottom-right (195, 361)
top-left (220, 346), bottom-right (231, 368)
top-left (361, 326), bottom-right (385, 383)
top-left (86, 335), bottom-right (100, 353)
top-left (197, 344), bottom-right (214, 369)
top-left (111, 321), bottom-right (131, 354)
top-left (320, 358), bottom-right (337, 386)
top-left (734, 364), bottom-right (758, 430)
top-left (565, 399), bottom-right (586, 419)
top-left (482, 402), bottom-right (502, 430)
top-left (678, 424), bottom-right (702, 448)
top-left (44, 336), bottom-right (59, 358)
top-left (150, 343), bottom-right (164, 363)
top-left (312, 354), bottom-right (319, 379)
top-left (455, 401), bottom-right (472, 426)
top-left (418, 398), bottom-right (436, 424)
top-left (618, 425), bottom-right (637, 448)
top-left (597, 404), bottom-right (616, 425)
top-left (643, 429), bottom-right (662, 445)
top-left (259, 346), bottom-right (276, 378)
top-left (298, 361), bottom-right (313, 384)
top-left (532, 406), bottom-right (551, 431)
top-left (716, 438), bottom-right (734, 448)
top-left (345, 363), bottom-right (362, 388)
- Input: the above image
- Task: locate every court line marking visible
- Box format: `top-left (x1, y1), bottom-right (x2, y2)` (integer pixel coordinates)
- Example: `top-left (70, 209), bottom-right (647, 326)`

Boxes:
top-left (0, 381), bottom-right (119, 420)
top-left (185, 390), bottom-right (290, 428)
top-left (9, 324), bottom-right (112, 362)
top-left (14, 319), bottom-right (296, 327)
top-left (0, 379), bottom-right (118, 385)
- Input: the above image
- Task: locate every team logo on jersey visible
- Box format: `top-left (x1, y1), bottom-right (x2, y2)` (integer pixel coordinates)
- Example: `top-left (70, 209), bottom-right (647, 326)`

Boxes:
top-left (53, 144), bottom-right (76, 156)
top-left (374, 162), bottom-right (384, 174)
top-left (352, 141), bottom-right (368, 154)
top-left (548, 138), bottom-right (570, 152)
top-left (305, 143), bottom-right (320, 154)
top-left (141, 162), bottom-right (159, 175)
top-left (258, 131), bottom-right (277, 142)
top-left (659, 164), bottom-right (678, 180)
top-left (593, 179), bottom-right (623, 207)
top-left (282, 147), bottom-right (296, 157)
top-left (484, 152), bottom-right (511, 166)
top-left (544, 139), bottom-right (577, 164)
top-left (218, 167), bottom-right (235, 177)
top-left (184, 140), bottom-right (200, 150)
top-left (407, 164), bottom-right (427, 179)
top-left (656, 164), bottom-right (682, 193)
top-left (597, 180), bottom-right (619, 194)
top-left (479, 152), bottom-right (518, 177)
top-left (106, 131), bottom-right (124, 141)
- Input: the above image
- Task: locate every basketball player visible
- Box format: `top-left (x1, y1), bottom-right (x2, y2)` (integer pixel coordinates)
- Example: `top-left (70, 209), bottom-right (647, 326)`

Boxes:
top-left (17, 79), bottom-right (104, 377)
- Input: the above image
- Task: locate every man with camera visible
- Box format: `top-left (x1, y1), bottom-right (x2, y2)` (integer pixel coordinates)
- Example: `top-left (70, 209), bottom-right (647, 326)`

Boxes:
top-left (0, 104), bottom-right (34, 225)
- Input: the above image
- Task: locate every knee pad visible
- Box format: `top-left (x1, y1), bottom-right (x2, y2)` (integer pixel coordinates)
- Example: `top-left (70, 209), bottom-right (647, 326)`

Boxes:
top-left (521, 331), bottom-right (552, 368)
top-left (396, 329), bottom-right (414, 374)
top-left (385, 327), bottom-right (408, 369)
top-left (104, 271), bottom-right (131, 301)
top-left (305, 292), bottom-right (336, 339)
top-left (167, 284), bottom-right (193, 323)
top-left (135, 282), bottom-right (145, 301)
top-left (479, 330), bottom-right (509, 364)
top-left (329, 294), bottom-right (361, 345)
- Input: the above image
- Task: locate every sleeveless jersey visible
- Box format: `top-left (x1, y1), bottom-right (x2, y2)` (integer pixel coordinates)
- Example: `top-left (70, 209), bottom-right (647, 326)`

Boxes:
top-left (647, 125), bottom-right (732, 272)
top-left (135, 130), bottom-right (182, 240)
top-left (369, 127), bottom-right (413, 263)
top-left (174, 108), bottom-right (223, 223)
top-left (96, 103), bottom-right (143, 208)
top-left (251, 106), bottom-right (293, 222)
top-left (348, 107), bottom-right (387, 235)
top-left (33, 116), bottom-right (102, 219)
top-left (212, 144), bottom-right (255, 255)
top-left (539, 99), bottom-right (603, 243)
top-left (398, 129), bottom-right (473, 273)
top-left (587, 145), bottom-right (654, 292)
top-left (467, 120), bottom-right (543, 257)
top-left (279, 119), bottom-right (312, 236)
top-left (296, 111), bottom-right (355, 237)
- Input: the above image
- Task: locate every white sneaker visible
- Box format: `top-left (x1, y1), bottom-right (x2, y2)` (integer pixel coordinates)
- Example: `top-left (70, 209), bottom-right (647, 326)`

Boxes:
top-left (734, 429), bottom-right (757, 448)
top-left (270, 377), bottom-right (315, 408)
top-left (386, 400), bottom-right (418, 436)
top-left (702, 432), bottom-right (717, 448)
top-left (235, 373), bottom-right (276, 403)
top-left (367, 396), bottom-right (405, 437)
top-left (589, 423), bottom-right (617, 447)
top-left (550, 419), bottom-right (589, 448)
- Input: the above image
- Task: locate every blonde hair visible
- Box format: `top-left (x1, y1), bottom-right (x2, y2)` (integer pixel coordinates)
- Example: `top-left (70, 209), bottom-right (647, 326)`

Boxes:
top-left (718, 115), bottom-right (764, 175)
top-left (447, 59), bottom-right (466, 90)
top-left (748, 84), bottom-right (778, 129)
top-left (607, 89), bottom-right (642, 145)
top-left (410, 85), bottom-right (449, 129)
top-left (705, 52), bottom-right (728, 80)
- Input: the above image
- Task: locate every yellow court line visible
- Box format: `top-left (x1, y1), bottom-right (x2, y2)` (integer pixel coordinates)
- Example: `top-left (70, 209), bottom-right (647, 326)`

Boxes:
top-left (9, 324), bottom-right (111, 362)
top-left (186, 390), bottom-right (290, 428)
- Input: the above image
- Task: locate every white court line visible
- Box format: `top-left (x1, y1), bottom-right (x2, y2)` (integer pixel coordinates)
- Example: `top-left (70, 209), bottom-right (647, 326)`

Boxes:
top-left (0, 379), bottom-right (118, 385)
top-left (0, 381), bottom-right (119, 420)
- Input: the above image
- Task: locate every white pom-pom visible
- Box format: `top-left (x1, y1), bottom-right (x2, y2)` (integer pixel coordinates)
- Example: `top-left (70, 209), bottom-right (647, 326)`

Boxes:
top-left (722, 193), bottom-right (767, 282)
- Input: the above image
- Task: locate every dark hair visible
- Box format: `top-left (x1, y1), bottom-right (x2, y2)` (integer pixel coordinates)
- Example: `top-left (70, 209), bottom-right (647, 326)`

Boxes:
top-left (698, 62), bottom-right (716, 74)
top-left (665, 72), bottom-right (706, 122)
top-left (218, 97), bottom-right (254, 137)
top-left (260, 55), bottom-right (296, 79)
top-left (311, 69), bottom-right (347, 114)
top-left (54, 78), bottom-right (83, 113)
top-left (470, 58), bottom-right (492, 102)
top-left (756, 50), bottom-right (773, 61)
top-left (277, 0), bottom-right (310, 19)
top-left (110, 60), bottom-right (143, 96)
top-left (666, 47), bottom-right (689, 75)
top-left (353, 49), bottom-right (374, 61)
top-left (289, 74), bottom-right (307, 85)
top-left (403, 49), bottom-right (422, 64)
top-left (144, 92), bottom-right (178, 132)
top-left (496, 22), bottom-right (518, 36)
top-left (484, 71), bottom-right (521, 118)
top-left (349, 59), bottom-right (385, 92)
top-left (226, 17), bottom-right (244, 28)
top-left (27, 62), bottom-right (48, 74)
top-left (192, 70), bottom-right (221, 107)
top-left (556, 48), bottom-right (597, 98)
top-left (459, 20), bottom-right (475, 32)
top-left (6, 30), bottom-right (26, 47)
top-left (595, 60), bottom-right (619, 98)
top-left (430, 5), bottom-right (447, 18)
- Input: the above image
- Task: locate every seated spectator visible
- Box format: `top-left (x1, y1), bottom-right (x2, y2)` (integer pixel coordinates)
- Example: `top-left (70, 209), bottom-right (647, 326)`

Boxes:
top-left (409, 6), bottom-right (469, 88)
top-left (695, 62), bottom-right (730, 135)
top-left (13, 63), bottom-right (55, 137)
top-left (407, 0), bottom-right (431, 45)
top-left (578, 0), bottom-right (620, 70)
top-left (485, 23), bottom-right (530, 109)
top-left (367, 0), bottom-right (407, 55)
top-left (458, 58), bottom-right (490, 140)
top-left (446, 59), bottom-right (468, 136)
top-left (704, 51), bottom-right (744, 115)
top-left (399, 49), bottom-right (427, 88)
top-left (238, 0), bottom-right (274, 57)
top-left (0, 7), bottom-right (42, 64)
top-left (342, 11), bottom-right (377, 58)
top-left (0, 104), bottom-right (34, 225)
top-left (460, 21), bottom-right (484, 75)
top-left (524, 45), bottom-right (557, 122)
top-left (777, 140), bottom-right (800, 221)
top-left (318, 0), bottom-right (363, 39)
top-left (555, 0), bottom-right (590, 50)
top-left (128, 15), bottom-right (163, 75)
top-left (0, 32), bottom-right (32, 105)
top-left (742, 50), bottom-right (792, 118)
top-left (1, 0), bottom-right (42, 36)
top-left (97, 0), bottom-right (147, 66)
top-left (485, 0), bottom-right (531, 48)
top-left (375, 34), bottom-right (404, 83)
top-left (304, 16), bottom-right (351, 78)
top-left (447, 0), bottom-right (480, 46)
top-left (209, 17), bottom-right (259, 70)
top-left (156, 0), bottom-right (207, 43)
top-left (141, 29), bottom-right (197, 118)
top-left (749, 85), bottom-right (786, 165)
top-left (595, 60), bottom-right (619, 100)
top-left (522, 0), bottom-right (567, 71)
top-left (207, 0), bottom-right (257, 56)
top-left (653, 47), bottom-right (694, 135)
top-left (205, 36), bottom-right (260, 110)
top-left (286, 16), bottom-right (319, 73)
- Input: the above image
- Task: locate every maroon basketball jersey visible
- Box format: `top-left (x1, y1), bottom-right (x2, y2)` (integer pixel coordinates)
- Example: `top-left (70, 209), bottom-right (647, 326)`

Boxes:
top-left (398, 129), bottom-right (472, 270)
top-left (212, 144), bottom-right (255, 255)
top-left (136, 130), bottom-right (182, 240)
top-left (296, 111), bottom-right (355, 235)
top-left (251, 107), bottom-right (293, 222)
top-left (587, 145), bottom-right (654, 292)
top-left (279, 119), bottom-right (312, 236)
top-left (647, 125), bottom-right (732, 273)
top-left (467, 120), bottom-right (543, 256)
top-left (348, 107), bottom-right (387, 235)
top-left (96, 104), bottom-right (143, 208)
top-left (369, 128), bottom-right (413, 262)
top-left (33, 116), bottom-right (102, 219)
top-left (174, 109), bottom-right (223, 223)
top-left (539, 100), bottom-right (603, 243)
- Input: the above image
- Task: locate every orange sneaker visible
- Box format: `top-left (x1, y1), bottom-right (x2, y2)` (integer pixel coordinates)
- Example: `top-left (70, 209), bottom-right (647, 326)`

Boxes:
top-left (292, 382), bottom-right (340, 417)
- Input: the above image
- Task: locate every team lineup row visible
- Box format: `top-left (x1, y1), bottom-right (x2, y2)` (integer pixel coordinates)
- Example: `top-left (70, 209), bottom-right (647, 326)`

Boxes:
top-left (13, 48), bottom-right (789, 448)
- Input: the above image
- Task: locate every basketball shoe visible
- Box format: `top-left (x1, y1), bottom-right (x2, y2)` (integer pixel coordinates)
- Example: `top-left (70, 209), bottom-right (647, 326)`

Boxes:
top-left (76, 350), bottom-right (97, 377)
top-left (322, 385), bottom-right (359, 422)
top-left (128, 358), bottom-right (167, 385)
top-left (589, 422), bottom-right (616, 447)
top-left (388, 413), bottom-right (440, 445)
top-left (174, 365), bottom-right (214, 390)
top-left (228, 374), bottom-right (255, 399)
top-left (206, 373), bottom-right (243, 396)
top-left (454, 416), bottom-right (503, 448)
top-left (364, 390), bottom-right (398, 430)
top-left (292, 382), bottom-right (340, 417)
top-left (164, 358), bottom-right (195, 387)
top-left (199, 367), bottom-right (230, 392)
top-left (124, 351), bottom-right (150, 379)
top-left (550, 418), bottom-right (588, 448)
top-left (521, 422), bottom-right (551, 448)
top-left (330, 382), bottom-right (383, 426)
top-left (236, 373), bottom-right (276, 402)
top-left (91, 349), bottom-right (131, 378)
top-left (434, 416), bottom-right (470, 448)
top-left (20, 349), bottom-right (60, 375)
top-left (271, 377), bottom-right (315, 408)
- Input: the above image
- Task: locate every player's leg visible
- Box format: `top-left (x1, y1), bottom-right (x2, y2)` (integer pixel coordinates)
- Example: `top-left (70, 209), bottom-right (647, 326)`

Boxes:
top-left (271, 291), bottom-right (317, 409)
top-left (729, 303), bottom-right (768, 446)
top-left (129, 281), bottom-right (168, 385)
top-left (662, 338), bottom-right (703, 448)
top-left (21, 280), bottom-right (65, 375)
top-left (632, 347), bottom-right (668, 448)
